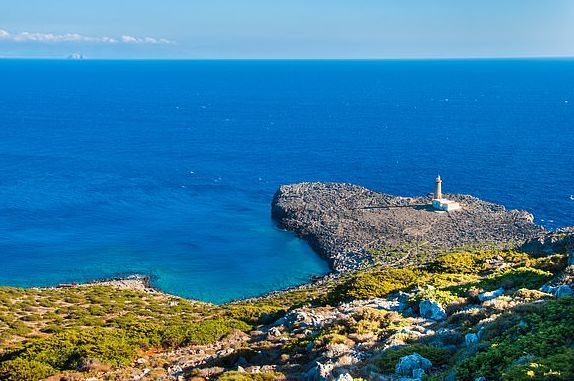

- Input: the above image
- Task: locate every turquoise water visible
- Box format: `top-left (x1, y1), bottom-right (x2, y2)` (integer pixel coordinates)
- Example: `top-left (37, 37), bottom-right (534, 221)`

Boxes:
top-left (0, 59), bottom-right (573, 303)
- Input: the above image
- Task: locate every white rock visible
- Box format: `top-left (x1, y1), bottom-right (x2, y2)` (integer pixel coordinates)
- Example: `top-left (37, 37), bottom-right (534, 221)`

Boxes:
top-left (395, 352), bottom-right (432, 376)
top-left (478, 288), bottom-right (504, 302)
top-left (419, 299), bottom-right (447, 320)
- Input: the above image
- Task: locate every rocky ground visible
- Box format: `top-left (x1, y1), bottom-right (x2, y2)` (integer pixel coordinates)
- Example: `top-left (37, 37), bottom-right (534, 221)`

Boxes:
top-left (272, 182), bottom-right (545, 271)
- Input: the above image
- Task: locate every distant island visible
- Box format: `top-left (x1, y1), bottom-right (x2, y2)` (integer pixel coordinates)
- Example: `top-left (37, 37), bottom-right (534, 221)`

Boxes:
top-left (0, 182), bottom-right (573, 381)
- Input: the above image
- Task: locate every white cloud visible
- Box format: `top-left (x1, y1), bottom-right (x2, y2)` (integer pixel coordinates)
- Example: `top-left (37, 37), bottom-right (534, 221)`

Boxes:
top-left (0, 29), bottom-right (174, 45)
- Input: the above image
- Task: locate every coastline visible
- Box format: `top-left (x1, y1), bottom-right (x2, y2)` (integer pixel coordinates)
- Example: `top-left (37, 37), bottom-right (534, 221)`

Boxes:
top-left (16, 182), bottom-right (573, 304)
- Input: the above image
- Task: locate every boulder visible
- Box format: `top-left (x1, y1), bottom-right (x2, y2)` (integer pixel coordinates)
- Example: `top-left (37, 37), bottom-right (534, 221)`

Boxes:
top-left (395, 352), bottom-right (432, 377)
top-left (419, 299), bottom-right (447, 320)
top-left (478, 288), bottom-right (504, 302)
top-left (465, 333), bottom-right (479, 347)
top-left (305, 361), bottom-right (334, 381)
top-left (556, 285), bottom-right (573, 298)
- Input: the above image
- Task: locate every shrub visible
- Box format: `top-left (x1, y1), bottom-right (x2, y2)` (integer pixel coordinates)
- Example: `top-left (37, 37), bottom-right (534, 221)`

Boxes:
top-left (501, 349), bottom-right (574, 381)
top-left (478, 267), bottom-right (553, 291)
top-left (329, 268), bottom-right (420, 303)
top-left (376, 344), bottom-right (451, 373)
top-left (411, 289), bottom-right (461, 307)
top-left (455, 298), bottom-right (574, 381)
top-left (0, 358), bottom-right (55, 381)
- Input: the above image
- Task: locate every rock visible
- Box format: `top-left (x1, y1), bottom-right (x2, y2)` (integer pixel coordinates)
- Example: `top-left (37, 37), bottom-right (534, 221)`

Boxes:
top-left (268, 327), bottom-right (282, 337)
top-left (272, 182), bottom-right (544, 271)
top-left (541, 284), bottom-right (573, 297)
top-left (395, 352), bottom-right (432, 377)
top-left (465, 333), bottom-right (479, 347)
top-left (520, 228), bottom-right (574, 256)
top-left (478, 288), bottom-right (505, 302)
top-left (419, 299), bottom-right (447, 320)
top-left (540, 284), bottom-right (558, 294)
top-left (475, 377), bottom-right (487, 381)
top-left (412, 368), bottom-right (426, 379)
top-left (556, 285), bottom-right (573, 298)
top-left (569, 250), bottom-right (574, 266)
top-left (305, 361), bottom-right (334, 381)
top-left (335, 373), bottom-right (354, 381)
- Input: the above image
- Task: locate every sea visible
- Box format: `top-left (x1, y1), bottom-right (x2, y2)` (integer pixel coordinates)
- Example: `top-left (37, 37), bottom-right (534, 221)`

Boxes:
top-left (0, 59), bottom-right (573, 303)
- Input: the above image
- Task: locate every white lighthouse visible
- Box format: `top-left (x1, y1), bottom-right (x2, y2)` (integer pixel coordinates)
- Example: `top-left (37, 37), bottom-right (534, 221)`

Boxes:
top-left (431, 176), bottom-right (461, 212)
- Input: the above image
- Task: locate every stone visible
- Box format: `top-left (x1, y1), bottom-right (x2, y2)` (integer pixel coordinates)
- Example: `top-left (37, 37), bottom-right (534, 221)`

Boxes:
top-left (412, 368), bottom-right (426, 379)
top-left (465, 333), bottom-right (479, 347)
top-left (268, 327), bottom-right (282, 337)
top-left (419, 299), bottom-right (447, 320)
top-left (305, 361), bottom-right (334, 381)
top-left (556, 285), bottom-right (573, 298)
top-left (569, 250), bottom-right (574, 266)
top-left (395, 352), bottom-right (432, 377)
top-left (478, 287), bottom-right (505, 302)
top-left (475, 377), bottom-right (487, 381)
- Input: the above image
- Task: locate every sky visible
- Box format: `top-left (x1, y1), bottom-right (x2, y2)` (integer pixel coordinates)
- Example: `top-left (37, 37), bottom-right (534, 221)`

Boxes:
top-left (1, 0), bottom-right (573, 59)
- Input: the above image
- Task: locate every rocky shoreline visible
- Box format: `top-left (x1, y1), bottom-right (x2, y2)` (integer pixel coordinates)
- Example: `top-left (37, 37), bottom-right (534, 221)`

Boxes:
top-left (272, 182), bottom-right (546, 272)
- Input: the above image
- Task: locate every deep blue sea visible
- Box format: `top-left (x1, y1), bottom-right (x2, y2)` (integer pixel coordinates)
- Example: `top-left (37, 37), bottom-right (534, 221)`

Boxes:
top-left (0, 59), bottom-right (573, 303)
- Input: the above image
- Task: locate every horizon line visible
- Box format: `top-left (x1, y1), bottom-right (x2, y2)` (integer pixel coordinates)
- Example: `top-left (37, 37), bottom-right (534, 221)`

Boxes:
top-left (0, 55), bottom-right (573, 61)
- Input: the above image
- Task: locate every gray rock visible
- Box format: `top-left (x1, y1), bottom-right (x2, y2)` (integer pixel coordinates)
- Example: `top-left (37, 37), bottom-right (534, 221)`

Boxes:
top-left (395, 352), bottom-right (432, 377)
top-left (268, 327), bottom-right (282, 337)
top-left (540, 284), bottom-right (558, 294)
top-left (541, 284), bottom-right (573, 298)
top-left (419, 299), bottom-right (447, 320)
top-left (305, 361), bottom-right (334, 381)
top-left (556, 285), bottom-right (573, 298)
top-left (412, 368), bottom-right (426, 379)
top-left (475, 377), bottom-right (487, 381)
top-left (569, 250), bottom-right (574, 266)
top-left (465, 333), bottom-right (479, 347)
top-left (478, 287), bottom-right (505, 302)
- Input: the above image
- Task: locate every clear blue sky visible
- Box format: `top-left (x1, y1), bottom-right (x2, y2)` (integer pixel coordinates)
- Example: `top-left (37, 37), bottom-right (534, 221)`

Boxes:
top-left (1, 0), bottom-right (573, 59)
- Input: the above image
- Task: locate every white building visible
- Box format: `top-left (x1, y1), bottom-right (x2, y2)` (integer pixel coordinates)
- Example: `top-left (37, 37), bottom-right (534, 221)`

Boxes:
top-left (432, 176), bottom-right (462, 211)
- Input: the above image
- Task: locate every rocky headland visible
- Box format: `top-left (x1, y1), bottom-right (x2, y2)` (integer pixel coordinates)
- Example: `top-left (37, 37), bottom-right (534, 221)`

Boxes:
top-left (272, 182), bottom-right (545, 272)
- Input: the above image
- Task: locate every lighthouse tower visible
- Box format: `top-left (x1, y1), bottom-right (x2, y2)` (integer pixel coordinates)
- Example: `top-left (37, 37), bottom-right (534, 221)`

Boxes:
top-left (431, 176), bottom-right (461, 211)
top-left (434, 175), bottom-right (442, 199)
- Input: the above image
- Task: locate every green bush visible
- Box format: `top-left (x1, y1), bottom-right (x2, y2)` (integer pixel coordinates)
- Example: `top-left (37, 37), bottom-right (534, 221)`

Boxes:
top-left (0, 358), bottom-right (55, 381)
top-left (430, 250), bottom-right (530, 275)
top-left (376, 344), bottom-right (451, 373)
top-left (501, 349), bottom-right (574, 381)
top-left (329, 268), bottom-right (420, 303)
top-left (455, 298), bottom-right (574, 381)
top-left (479, 267), bottom-right (553, 291)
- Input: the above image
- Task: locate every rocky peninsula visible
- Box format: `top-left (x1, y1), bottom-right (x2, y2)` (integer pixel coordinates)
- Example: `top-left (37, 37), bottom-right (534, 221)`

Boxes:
top-left (272, 182), bottom-right (545, 272)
